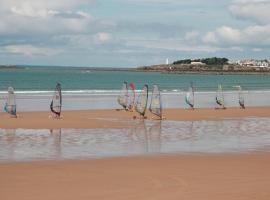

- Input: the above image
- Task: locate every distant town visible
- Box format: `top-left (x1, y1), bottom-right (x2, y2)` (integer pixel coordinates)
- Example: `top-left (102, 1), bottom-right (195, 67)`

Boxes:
top-left (138, 57), bottom-right (270, 74)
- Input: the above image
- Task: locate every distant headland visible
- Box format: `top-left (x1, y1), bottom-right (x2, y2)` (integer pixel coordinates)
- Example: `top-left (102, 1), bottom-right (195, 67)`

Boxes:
top-left (137, 57), bottom-right (270, 75)
top-left (0, 65), bottom-right (23, 69)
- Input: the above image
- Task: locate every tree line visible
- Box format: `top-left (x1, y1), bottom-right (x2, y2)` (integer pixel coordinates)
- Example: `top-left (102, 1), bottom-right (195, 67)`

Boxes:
top-left (173, 57), bottom-right (229, 65)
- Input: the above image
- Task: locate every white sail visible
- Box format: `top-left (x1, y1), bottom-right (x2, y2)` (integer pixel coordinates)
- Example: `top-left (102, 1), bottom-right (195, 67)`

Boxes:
top-left (185, 83), bottom-right (194, 108)
top-left (233, 85), bottom-right (245, 109)
top-left (117, 82), bottom-right (129, 109)
top-left (149, 85), bottom-right (162, 118)
top-left (238, 86), bottom-right (245, 108)
top-left (50, 83), bottom-right (62, 117)
top-left (216, 84), bottom-right (225, 108)
top-left (4, 87), bottom-right (17, 116)
top-left (135, 84), bottom-right (149, 116)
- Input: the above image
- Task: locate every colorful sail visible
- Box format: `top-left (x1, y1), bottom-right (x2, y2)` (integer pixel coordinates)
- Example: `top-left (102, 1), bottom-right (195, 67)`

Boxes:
top-left (135, 84), bottom-right (149, 116)
top-left (117, 81), bottom-right (129, 110)
top-left (216, 84), bottom-right (225, 108)
top-left (4, 87), bottom-right (17, 117)
top-left (128, 83), bottom-right (136, 111)
top-left (185, 82), bottom-right (194, 109)
top-left (149, 85), bottom-right (162, 119)
top-left (50, 83), bottom-right (62, 117)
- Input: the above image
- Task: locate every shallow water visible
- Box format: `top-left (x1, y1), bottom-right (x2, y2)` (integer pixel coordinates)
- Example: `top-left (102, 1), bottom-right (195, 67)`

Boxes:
top-left (1, 118), bottom-right (270, 162)
top-left (1, 90), bottom-right (270, 111)
top-left (1, 68), bottom-right (270, 91)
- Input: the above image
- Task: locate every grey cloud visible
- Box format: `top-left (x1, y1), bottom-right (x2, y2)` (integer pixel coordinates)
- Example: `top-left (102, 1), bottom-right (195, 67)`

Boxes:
top-left (114, 21), bottom-right (191, 39)
top-left (229, 0), bottom-right (270, 24)
top-left (54, 12), bottom-right (90, 19)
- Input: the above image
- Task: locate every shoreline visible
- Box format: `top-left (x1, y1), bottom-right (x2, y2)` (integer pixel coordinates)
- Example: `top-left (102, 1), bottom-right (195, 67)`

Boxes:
top-left (136, 69), bottom-right (270, 75)
top-left (1, 153), bottom-right (270, 200)
top-left (1, 106), bottom-right (270, 129)
top-left (2, 65), bottom-right (270, 75)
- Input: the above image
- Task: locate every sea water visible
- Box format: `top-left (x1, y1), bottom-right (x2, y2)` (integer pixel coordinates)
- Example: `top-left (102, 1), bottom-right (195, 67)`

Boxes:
top-left (0, 67), bottom-right (270, 110)
top-left (1, 118), bottom-right (270, 162)
top-left (1, 67), bottom-right (270, 162)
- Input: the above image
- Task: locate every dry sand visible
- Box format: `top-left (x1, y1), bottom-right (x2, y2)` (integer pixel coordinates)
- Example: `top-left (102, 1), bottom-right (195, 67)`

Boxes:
top-left (1, 153), bottom-right (270, 200)
top-left (1, 107), bottom-right (270, 129)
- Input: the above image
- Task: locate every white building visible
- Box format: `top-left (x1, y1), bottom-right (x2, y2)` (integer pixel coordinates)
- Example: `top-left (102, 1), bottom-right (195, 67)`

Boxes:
top-left (191, 61), bottom-right (206, 65)
top-left (256, 60), bottom-right (269, 68)
top-left (237, 59), bottom-right (269, 68)
top-left (166, 58), bottom-right (169, 65)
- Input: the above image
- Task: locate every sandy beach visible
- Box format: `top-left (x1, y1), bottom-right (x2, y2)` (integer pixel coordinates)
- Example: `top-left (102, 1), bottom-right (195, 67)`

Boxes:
top-left (1, 106), bottom-right (270, 200)
top-left (1, 106), bottom-right (270, 129)
top-left (1, 153), bottom-right (270, 200)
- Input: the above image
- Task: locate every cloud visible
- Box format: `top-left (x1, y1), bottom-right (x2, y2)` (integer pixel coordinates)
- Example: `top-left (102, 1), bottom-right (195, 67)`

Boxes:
top-left (2, 44), bottom-right (62, 56)
top-left (0, 0), bottom-right (95, 35)
top-left (202, 6), bottom-right (270, 48)
top-left (0, 0), bottom-right (269, 67)
top-left (0, 0), bottom-right (94, 11)
top-left (126, 38), bottom-right (221, 53)
top-left (203, 25), bottom-right (270, 46)
top-left (202, 0), bottom-right (270, 48)
top-left (203, 26), bottom-right (242, 44)
top-left (115, 21), bottom-right (190, 39)
top-left (229, 0), bottom-right (270, 24)
top-left (184, 31), bottom-right (200, 41)
top-left (94, 32), bottom-right (112, 44)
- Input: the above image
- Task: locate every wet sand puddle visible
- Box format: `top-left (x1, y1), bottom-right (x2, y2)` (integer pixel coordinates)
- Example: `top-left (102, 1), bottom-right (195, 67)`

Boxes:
top-left (1, 117), bottom-right (270, 162)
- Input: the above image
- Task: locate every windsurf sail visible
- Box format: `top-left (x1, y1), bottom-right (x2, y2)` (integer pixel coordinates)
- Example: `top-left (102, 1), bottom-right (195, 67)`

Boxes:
top-left (128, 83), bottom-right (136, 111)
top-left (216, 84), bottom-right (225, 108)
top-left (50, 83), bottom-right (62, 117)
top-left (135, 84), bottom-right (149, 117)
top-left (117, 81), bottom-right (129, 110)
top-left (234, 85), bottom-right (245, 109)
top-left (185, 82), bottom-right (194, 109)
top-left (149, 85), bottom-right (162, 119)
top-left (4, 87), bottom-right (17, 117)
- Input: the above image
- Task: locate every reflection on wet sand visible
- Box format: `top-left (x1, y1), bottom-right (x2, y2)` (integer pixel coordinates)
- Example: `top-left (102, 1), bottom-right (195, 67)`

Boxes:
top-left (147, 121), bottom-right (162, 153)
top-left (50, 129), bottom-right (62, 159)
top-left (0, 118), bottom-right (270, 162)
top-left (128, 121), bottom-right (162, 154)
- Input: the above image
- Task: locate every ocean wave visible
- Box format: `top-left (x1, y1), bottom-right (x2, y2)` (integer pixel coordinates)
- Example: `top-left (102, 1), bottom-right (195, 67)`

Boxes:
top-left (0, 89), bottom-right (270, 97)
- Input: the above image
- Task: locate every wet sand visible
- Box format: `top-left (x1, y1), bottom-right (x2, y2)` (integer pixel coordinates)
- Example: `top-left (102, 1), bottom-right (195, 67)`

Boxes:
top-left (1, 153), bottom-right (270, 200)
top-left (1, 107), bottom-right (270, 129)
top-left (1, 108), bottom-right (270, 200)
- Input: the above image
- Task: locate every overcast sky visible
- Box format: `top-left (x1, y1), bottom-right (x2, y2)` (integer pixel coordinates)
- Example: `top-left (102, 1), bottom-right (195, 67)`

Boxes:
top-left (0, 0), bottom-right (269, 67)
